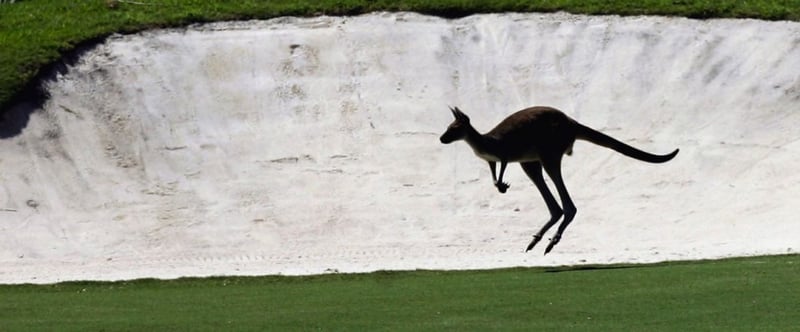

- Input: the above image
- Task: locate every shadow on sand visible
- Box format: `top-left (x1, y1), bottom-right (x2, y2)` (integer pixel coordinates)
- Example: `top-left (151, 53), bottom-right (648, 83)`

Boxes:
top-left (0, 37), bottom-right (107, 139)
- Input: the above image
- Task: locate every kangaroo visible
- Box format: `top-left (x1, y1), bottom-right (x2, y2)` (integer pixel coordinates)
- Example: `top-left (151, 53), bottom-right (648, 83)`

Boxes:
top-left (440, 106), bottom-right (678, 254)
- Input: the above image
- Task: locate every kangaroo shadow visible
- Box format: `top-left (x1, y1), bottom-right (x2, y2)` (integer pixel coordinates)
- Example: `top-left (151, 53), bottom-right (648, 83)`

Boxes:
top-left (544, 264), bottom-right (642, 273)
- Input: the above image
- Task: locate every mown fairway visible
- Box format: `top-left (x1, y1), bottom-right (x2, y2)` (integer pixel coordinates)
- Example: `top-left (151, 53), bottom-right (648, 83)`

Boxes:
top-left (2, 1), bottom-right (800, 331)
top-left (0, 255), bottom-right (797, 331)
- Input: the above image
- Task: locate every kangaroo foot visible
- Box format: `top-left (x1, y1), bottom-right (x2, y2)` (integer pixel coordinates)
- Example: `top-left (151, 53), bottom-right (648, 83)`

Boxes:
top-left (525, 235), bottom-right (542, 252)
top-left (495, 182), bottom-right (509, 193)
top-left (544, 235), bottom-right (561, 255)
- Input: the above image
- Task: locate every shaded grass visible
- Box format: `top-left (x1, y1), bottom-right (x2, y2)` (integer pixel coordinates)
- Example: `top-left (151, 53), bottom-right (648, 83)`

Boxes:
top-left (0, 255), bottom-right (798, 331)
top-left (2, 0), bottom-right (800, 112)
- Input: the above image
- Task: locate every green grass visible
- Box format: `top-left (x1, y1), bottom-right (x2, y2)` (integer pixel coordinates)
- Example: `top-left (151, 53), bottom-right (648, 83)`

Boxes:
top-left (1, 2), bottom-right (799, 329)
top-left (0, 255), bottom-right (798, 331)
top-left (1, 0), bottom-right (800, 111)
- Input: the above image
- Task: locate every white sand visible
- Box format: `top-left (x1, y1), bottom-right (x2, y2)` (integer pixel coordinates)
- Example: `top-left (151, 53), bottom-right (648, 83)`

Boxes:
top-left (1, 12), bottom-right (798, 284)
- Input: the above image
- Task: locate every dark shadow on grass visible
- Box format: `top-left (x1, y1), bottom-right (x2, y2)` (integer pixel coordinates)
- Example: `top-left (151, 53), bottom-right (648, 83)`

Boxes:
top-left (541, 255), bottom-right (771, 273)
top-left (544, 264), bottom-right (643, 273)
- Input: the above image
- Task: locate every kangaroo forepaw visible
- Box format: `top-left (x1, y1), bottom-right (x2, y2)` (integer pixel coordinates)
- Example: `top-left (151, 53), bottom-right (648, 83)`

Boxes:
top-left (525, 235), bottom-right (542, 252)
top-left (544, 235), bottom-right (561, 255)
top-left (496, 182), bottom-right (509, 193)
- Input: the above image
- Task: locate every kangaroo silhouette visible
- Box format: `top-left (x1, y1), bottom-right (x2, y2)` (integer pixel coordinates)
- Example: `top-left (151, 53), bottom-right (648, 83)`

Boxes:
top-left (440, 106), bottom-right (679, 254)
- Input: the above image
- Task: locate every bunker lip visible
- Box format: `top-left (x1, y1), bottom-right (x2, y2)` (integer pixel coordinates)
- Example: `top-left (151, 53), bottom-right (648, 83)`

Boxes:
top-left (1, 12), bottom-right (799, 284)
top-left (1, 35), bottom-right (113, 138)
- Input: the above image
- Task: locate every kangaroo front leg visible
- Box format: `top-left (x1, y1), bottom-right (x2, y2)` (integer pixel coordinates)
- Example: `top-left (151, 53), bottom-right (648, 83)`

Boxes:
top-left (489, 161), bottom-right (509, 193)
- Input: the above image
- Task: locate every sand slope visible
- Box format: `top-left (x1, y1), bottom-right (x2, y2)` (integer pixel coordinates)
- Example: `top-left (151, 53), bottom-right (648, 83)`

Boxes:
top-left (1, 12), bottom-right (798, 284)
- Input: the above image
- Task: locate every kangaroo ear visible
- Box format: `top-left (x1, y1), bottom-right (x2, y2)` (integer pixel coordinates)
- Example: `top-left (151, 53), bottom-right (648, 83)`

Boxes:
top-left (450, 106), bottom-right (469, 122)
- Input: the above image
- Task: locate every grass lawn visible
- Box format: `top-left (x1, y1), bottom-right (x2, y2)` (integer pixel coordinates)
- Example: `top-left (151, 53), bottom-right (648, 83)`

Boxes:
top-left (1, 1), bottom-right (799, 330)
top-left (2, 0), bottom-right (800, 111)
top-left (0, 255), bottom-right (797, 331)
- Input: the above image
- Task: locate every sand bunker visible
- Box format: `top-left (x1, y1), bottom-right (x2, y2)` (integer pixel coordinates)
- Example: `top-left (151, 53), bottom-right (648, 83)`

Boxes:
top-left (1, 12), bottom-right (798, 284)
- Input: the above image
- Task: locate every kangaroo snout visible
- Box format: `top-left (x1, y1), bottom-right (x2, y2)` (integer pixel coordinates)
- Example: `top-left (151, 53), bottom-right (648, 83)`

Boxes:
top-left (440, 134), bottom-right (453, 144)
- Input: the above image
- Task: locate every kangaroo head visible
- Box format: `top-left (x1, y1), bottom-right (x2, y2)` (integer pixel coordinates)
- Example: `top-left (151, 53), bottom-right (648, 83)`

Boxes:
top-left (440, 106), bottom-right (471, 144)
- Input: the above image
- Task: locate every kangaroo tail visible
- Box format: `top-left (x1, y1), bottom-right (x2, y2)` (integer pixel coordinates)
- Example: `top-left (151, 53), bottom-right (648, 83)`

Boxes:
top-left (575, 122), bottom-right (679, 163)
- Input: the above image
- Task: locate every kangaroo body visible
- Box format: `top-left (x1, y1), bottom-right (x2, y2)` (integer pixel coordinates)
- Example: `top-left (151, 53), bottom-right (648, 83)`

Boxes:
top-left (440, 106), bottom-right (678, 254)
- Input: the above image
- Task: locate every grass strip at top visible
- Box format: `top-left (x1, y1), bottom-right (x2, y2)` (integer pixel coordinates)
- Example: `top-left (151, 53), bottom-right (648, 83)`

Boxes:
top-left (2, 0), bottom-right (800, 112)
top-left (0, 254), bottom-right (797, 331)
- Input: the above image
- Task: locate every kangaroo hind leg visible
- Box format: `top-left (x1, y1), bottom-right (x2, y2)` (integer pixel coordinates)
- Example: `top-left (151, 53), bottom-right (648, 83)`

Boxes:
top-left (521, 162), bottom-right (563, 252)
top-left (541, 155), bottom-right (577, 254)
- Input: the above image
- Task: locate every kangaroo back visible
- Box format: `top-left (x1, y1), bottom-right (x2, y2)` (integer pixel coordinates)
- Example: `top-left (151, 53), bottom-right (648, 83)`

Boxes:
top-left (575, 122), bottom-right (678, 163)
